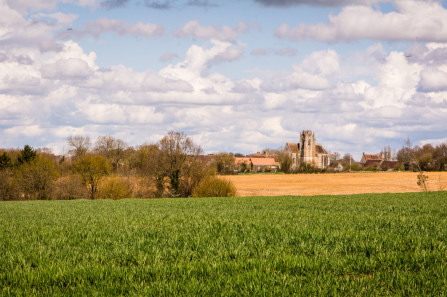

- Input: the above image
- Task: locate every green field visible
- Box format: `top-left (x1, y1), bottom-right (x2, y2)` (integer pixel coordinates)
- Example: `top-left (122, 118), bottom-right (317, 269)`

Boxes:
top-left (1, 192), bottom-right (447, 296)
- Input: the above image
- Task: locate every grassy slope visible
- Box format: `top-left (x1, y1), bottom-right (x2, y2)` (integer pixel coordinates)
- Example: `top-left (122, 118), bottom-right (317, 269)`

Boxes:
top-left (1, 192), bottom-right (447, 296)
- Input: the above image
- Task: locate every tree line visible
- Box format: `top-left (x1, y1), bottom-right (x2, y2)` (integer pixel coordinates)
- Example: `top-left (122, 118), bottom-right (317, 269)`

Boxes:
top-left (396, 140), bottom-right (447, 171)
top-left (1, 134), bottom-right (446, 201)
top-left (0, 132), bottom-right (236, 201)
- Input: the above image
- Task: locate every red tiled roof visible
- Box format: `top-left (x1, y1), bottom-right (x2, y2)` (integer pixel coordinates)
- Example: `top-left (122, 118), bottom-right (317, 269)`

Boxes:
top-left (234, 157), bottom-right (251, 165)
top-left (363, 153), bottom-right (383, 161)
top-left (250, 157), bottom-right (277, 166)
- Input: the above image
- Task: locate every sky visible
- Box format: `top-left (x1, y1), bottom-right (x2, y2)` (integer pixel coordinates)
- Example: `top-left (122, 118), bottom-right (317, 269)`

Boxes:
top-left (1, 0), bottom-right (447, 160)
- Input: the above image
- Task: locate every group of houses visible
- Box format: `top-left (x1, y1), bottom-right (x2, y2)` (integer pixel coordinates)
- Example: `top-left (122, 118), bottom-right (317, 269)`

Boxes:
top-left (234, 130), bottom-right (330, 172)
top-left (230, 130), bottom-right (397, 172)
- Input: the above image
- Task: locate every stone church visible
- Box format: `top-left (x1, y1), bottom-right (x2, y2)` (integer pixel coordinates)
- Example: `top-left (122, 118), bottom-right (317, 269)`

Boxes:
top-left (285, 130), bottom-right (329, 169)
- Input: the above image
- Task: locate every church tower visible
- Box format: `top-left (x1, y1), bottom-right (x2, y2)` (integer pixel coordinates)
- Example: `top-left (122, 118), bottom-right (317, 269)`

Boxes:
top-left (300, 130), bottom-right (315, 165)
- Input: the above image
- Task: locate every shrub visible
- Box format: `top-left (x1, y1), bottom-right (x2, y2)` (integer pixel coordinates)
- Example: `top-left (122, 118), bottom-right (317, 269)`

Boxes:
top-left (53, 175), bottom-right (89, 200)
top-left (294, 163), bottom-right (321, 174)
top-left (15, 156), bottom-right (59, 200)
top-left (98, 177), bottom-right (133, 200)
top-left (73, 154), bottom-right (111, 199)
top-left (0, 169), bottom-right (19, 200)
top-left (193, 176), bottom-right (236, 198)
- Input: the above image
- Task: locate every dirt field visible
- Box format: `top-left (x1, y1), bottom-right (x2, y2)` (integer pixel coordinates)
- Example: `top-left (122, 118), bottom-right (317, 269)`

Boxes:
top-left (224, 172), bottom-right (447, 196)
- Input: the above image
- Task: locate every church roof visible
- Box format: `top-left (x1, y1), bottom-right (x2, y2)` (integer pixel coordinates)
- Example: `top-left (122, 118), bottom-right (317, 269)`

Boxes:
top-left (286, 142), bottom-right (299, 154)
top-left (315, 144), bottom-right (327, 154)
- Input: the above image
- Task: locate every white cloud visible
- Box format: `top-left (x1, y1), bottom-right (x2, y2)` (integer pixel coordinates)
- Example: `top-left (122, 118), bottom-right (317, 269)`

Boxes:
top-left (300, 49), bottom-right (339, 76)
top-left (1, 0), bottom-right (447, 158)
top-left (260, 49), bottom-right (339, 92)
top-left (41, 58), bottom-right (92, 80)
top-left (0, 1), bottom-right (62, 52)
top-left (5, 124), bottom-right (44, 137)
top-left (141, 71), bottom-right (194, 93)
top-left (161, 40), bottom-right (244, 78)
top-left (275, 1), bottom-right (447, 42)
top-left (419, 69), bottom-right (447, 92)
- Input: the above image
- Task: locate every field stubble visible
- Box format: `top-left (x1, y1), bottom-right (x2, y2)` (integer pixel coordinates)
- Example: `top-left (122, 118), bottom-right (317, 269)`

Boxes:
top-left (225, 172), bottom-right (447, 196)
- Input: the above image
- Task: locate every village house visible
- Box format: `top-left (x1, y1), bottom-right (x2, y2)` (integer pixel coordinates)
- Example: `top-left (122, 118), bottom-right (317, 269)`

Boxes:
top-left (360, 152), bottom-right (399, 170)
top-left (234, 157), bottom-right (278, 172)
top-left (359, 153), bottom-right (383, 167)
top-left (285, 130), bottom-right (330, 169)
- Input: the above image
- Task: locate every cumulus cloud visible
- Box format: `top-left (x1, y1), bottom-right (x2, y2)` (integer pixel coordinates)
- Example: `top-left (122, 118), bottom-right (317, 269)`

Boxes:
top-left (41, 58), bottom-right (92, 80)
top-left (275, 1), bottom-right (447, 42)
top-left (261, 49), bottom-right (339, 92)
top-left (2, 0), bottom-right (447, 158)
top-left (0, 2), bottom-right (66, 52)
top-left (418, 69), bottom-right (447, 92)
top-left (174, 20), bottom-right (251, 41)
top-left (141, 71), bottom-right (194, 93)
top-left (161, 40), bottom-right (245, 78)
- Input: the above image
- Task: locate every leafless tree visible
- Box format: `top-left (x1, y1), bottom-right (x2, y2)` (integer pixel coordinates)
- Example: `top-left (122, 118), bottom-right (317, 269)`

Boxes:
top-left (94, 135), bottom-right (128, 170)
top-left (381, 145), bottom-right (392, 161)
top-left (67, 135), bottom-right (91, 160)
top-left (157, 131), bottom-right (203, 197)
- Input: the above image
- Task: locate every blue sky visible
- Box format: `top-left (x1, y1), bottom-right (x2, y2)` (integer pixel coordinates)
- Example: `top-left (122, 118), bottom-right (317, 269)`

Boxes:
top-left (1, 0), bottom-right (447, 160)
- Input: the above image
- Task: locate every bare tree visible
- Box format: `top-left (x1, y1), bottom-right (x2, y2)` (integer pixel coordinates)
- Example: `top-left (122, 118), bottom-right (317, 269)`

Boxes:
top-left (94, 135), bottom-right (128, 170)
top-left (433, 143), bottom-right (447, 171)
top-left (67, 136), bottom-right (91, 160)
top-left (381, 145), bottom-right (392, 161)
top-left (329, 152), bottom-right (341, 163)
top-left (213, 153), bottom-right (235, 174)
top-left (157, 131), bottom-right (203, 197)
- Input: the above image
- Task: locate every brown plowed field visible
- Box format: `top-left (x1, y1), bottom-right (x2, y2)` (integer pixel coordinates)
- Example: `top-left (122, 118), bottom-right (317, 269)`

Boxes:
top-left (224, 172), bottom-right (447, 196)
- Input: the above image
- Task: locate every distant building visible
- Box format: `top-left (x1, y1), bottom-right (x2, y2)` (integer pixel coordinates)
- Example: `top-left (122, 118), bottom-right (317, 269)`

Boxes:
top-left (285, 130), bottom-right (329, 169)
top-left (359, 153), bottom-right (383, 167)
top-left (234, 157), bottom-right (278, 172)
top-left (360, 152), bottom-right (399, 170)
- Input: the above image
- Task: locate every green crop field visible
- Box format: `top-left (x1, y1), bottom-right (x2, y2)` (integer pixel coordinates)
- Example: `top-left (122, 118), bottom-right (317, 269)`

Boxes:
top-left (1, 192), bottom-right (447, 296)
